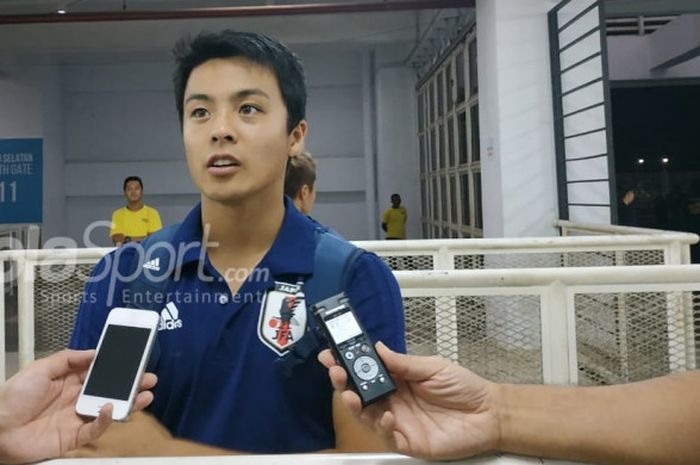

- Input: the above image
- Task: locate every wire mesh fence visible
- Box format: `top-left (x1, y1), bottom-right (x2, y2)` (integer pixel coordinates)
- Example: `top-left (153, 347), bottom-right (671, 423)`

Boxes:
top-left (33, 263), bottom-right (94, 359)
top-left (381, 249), bottom-right (667, 271)
top-left (575, 291), bottom-right (697, 386)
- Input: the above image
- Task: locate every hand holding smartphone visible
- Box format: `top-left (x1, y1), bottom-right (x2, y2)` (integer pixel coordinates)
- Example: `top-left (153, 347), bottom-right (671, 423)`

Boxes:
top-left (76, 307), bottom-right (159, 421)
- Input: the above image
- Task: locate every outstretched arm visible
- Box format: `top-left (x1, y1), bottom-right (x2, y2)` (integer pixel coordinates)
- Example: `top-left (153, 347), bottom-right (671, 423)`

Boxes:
top-left (319, 343), bottom-right (700, 465)
top-left (500, 370), bottom-right (700, 465)
top-left (0, 350), bottom-right (156, 464)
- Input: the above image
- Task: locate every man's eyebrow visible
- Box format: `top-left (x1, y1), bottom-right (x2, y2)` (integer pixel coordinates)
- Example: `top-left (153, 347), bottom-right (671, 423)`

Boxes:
top-left (184, 93), bottom-right (212, 105)
top-left (233, 89), bottom-right (270, 100)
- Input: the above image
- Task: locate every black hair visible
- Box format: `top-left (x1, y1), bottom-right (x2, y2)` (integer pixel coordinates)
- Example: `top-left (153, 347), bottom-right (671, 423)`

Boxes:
top-left (123, 176), bottom-right (143, 191)
top-left (172, 30), bottom-right (307, 133)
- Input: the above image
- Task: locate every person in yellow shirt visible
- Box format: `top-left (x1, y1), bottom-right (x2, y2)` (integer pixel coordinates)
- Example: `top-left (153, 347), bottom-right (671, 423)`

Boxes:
top-left (110, 176), bottom-right (163, 246)
top-left (381, 193), bottom-right (407, 239)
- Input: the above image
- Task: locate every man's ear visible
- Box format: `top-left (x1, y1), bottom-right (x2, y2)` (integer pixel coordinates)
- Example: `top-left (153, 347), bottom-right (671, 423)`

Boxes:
top-left (288, 120), bottom-right (308, 156)
top-left (300, 183), bottom-right (311, 201)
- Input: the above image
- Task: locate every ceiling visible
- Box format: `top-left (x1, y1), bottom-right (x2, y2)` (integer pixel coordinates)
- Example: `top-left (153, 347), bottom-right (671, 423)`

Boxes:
top-left (0, 0), bottom-right (448, 15)
top-left (0, 1), bottom-right (473, 59)
top-left (604, 0), bottom-right (700, 17)
top-left (1, 0), bottom-right (699, 17)
top-left (0, 0), bottom-right (699, 16)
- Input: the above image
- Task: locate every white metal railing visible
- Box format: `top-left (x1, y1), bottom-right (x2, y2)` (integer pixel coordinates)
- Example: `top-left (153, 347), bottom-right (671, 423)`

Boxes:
top-left (2, 243), bottom-right (698, 385)
top-left (555, 220), bottom-right (698, 265)
top-left (44, 452), bottom-right (585, 465)
top-left (396, 265), bottom-right (699, 385)
top-left (359, 234), bottom-right (698, 268)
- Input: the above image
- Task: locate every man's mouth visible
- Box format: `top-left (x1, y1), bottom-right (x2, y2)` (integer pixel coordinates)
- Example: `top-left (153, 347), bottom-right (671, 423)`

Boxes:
top-left (207, 154), bottom-right (241, 176)
top-left (207, 154), bottom-right (241, 168)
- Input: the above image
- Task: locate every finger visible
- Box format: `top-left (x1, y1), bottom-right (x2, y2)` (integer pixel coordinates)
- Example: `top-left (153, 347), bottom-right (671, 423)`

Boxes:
top-left (40, 349), bottom-right (96, 380)
top-left (77, 403), bottom-right (113, 446)
top-left (377, 411), bottom-right (400, 448)
top-left (328, 365), bottom-right (348, 391)
top-left (317, 349), bottom-right (337, 369)
top-left (133, 391), bottom-right (155, 411)
top-left (392, 429), bottom-right (411, 457)
top-left (140, 373), bottom-right (157, 390)
top-left (375, 342), bottom-right (444, 382)
top-left (340, 389), bottom-right (363, 415)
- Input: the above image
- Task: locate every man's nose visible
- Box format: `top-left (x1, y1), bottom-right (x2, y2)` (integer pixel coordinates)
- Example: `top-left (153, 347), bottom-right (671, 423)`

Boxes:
top-left (210, 111), bottom-right (237, 143)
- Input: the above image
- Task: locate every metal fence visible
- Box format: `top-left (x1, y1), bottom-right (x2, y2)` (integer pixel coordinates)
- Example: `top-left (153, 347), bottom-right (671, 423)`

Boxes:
top-left (1, 231), bottom-right (698, 384)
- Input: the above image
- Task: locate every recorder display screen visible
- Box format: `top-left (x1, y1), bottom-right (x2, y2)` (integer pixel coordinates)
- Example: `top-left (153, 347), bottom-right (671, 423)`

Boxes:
top-left (83, 325), bottom-right (151, 401)
top-left (325, 310), bottom-right (363, 344)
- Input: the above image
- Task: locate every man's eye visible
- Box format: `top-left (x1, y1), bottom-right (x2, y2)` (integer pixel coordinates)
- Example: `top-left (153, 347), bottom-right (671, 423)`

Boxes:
top-left (240, 104), bottom-right (260, 115)
top-left (190, 108), bottom-right (209, 118)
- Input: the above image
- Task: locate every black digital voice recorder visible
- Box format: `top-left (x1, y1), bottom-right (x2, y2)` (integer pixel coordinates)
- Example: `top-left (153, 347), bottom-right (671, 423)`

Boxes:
top-left (312, 292), bottom-right (396, 406)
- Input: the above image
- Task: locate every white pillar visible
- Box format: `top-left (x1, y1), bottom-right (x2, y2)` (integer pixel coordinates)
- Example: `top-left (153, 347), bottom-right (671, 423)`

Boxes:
top-left (476, 0), bottom-right (559, 238)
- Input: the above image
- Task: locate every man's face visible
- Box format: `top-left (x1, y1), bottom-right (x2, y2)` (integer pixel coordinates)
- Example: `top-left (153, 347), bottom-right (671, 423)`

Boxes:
top-left (391, 195), bottom-right (401, 208)
top-left (124, 180), bottom-right (143, 203)
top-left (182, 57), bottom-right (306, 205)
top-left (300, 183), bottom-right (316, 215)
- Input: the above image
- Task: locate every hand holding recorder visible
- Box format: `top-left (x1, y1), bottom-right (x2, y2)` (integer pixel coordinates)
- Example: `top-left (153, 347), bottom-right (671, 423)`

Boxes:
top-left (320, 343), bottom-right (700, 465)
top-left (0, 349), bottom-right (157, 464)
top-left (317, 342), bottom-right (500, 461)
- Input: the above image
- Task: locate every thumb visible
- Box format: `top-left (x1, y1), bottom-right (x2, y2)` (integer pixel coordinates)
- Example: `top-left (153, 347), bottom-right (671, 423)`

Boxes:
top-left (76, 403), bottom-right (113, 448)
top-left (375, 342), bottom-right (446, 382)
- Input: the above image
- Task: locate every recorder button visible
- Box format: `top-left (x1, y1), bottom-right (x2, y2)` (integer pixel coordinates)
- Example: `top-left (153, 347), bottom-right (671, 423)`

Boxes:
top-left (361, 344), bottom-right (370, 353)
top-left (361, 384), bottom-right (369, 391)
top-left (344, 351), bottom-right (354, 360)
top-left (354, 356), bottom-right (379, 380)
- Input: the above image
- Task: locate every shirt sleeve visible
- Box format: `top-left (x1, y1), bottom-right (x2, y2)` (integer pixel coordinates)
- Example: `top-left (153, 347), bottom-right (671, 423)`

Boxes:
top-left (69, 250), bottom-right (132, 350)
top-left (110, 209), bottom-right (123, 237)
top-left (149, 207), bottom-right (163, 234)
top-left (345, 252), bottom-right (406, 353)
top-left (381, 209), bottom-right (389, 224)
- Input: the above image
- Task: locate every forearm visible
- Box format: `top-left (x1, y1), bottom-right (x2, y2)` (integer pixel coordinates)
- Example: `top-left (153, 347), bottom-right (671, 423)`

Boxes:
top-left (66, 412), bottom-right (235, 457)
top-left (498, 371), bottom-right (700, 465)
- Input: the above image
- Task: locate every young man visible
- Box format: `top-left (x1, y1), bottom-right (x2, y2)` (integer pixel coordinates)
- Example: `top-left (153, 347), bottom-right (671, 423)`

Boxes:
top-left (70, 30), bottom-right (405, 455)
top-left (381, 193), bottom-right (407, 240)
top-left (110, 176), bottom-right (163, 246)
top-left (284, 151), bottom-right (317, 215)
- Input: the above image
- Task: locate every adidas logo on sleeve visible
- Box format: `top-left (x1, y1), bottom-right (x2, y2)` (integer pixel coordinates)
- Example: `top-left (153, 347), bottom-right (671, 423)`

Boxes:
top-left (159, 302), bottom-right (183, 331)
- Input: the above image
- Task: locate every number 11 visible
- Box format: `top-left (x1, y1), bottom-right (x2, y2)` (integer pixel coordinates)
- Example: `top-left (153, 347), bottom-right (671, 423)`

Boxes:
top-left (0, 181), bottom-right (17, 203)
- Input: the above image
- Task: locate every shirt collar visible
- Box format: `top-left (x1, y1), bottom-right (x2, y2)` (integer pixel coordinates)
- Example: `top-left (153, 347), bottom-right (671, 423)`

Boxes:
top-left (172, 197), bottom-right (317, 276)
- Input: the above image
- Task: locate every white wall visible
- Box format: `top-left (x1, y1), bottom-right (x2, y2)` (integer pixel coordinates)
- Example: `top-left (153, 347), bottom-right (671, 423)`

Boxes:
top-left (0, 63), bottom-right (65, 242)
top-left (1, 39), bottom-right (420, 245)
top-left (476, 0), bottom-right (559, 238)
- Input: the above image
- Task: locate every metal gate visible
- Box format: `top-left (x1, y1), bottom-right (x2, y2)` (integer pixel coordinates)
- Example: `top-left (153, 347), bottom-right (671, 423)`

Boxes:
top-left (549, 0), bottom-right (617, 224)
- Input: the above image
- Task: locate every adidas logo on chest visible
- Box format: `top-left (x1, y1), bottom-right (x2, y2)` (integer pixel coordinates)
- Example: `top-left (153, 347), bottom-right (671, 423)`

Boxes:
top-left (159, 302), bottom-right (183, 331)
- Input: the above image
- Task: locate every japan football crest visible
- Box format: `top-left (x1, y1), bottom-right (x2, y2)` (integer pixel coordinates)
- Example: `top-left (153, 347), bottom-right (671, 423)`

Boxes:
top-left (257, 281), bottom-right (307, 355)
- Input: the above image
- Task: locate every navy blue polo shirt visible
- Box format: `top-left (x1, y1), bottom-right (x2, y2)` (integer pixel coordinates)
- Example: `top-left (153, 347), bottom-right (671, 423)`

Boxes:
top-left (70, 198), bottom-right (406, 453)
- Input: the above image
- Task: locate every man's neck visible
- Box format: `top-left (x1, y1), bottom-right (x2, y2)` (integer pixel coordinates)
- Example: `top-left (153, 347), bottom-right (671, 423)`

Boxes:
top-left (201, 191), bottom-right (285, 261)
top-left (127, 201), bottom-right (144, 211)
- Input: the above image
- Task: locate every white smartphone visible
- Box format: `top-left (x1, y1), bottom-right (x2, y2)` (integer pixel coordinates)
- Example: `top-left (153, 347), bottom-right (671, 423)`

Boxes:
top-left (76, 307), bottom-right (160, 421)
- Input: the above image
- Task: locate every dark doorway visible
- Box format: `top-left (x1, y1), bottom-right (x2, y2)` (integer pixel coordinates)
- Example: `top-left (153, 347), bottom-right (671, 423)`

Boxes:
top-left (611, 81), bottom-right (700, 262)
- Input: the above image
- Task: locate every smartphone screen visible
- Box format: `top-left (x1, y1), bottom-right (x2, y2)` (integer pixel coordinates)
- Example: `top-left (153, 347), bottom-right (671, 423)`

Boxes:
top-left (83, 325), bottom-right (151, 400)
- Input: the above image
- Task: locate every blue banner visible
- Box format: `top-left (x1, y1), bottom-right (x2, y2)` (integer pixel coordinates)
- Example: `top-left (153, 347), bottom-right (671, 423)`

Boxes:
top-left (0, 138), bottom-right (43, 224)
